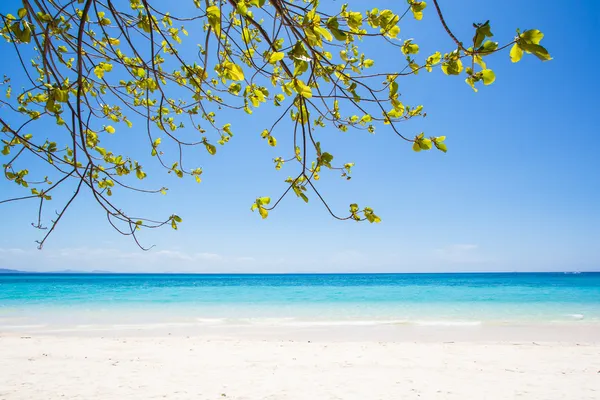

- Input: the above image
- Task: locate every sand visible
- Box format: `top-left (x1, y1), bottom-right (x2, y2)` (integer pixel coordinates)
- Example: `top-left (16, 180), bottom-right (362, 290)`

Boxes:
top-left (1, 332), bottom-right (599, 399)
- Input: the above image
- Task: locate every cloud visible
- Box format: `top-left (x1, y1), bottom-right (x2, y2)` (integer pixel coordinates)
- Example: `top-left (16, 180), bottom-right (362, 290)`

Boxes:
top-left (0, 248), bottom-right (26, 255)
top-left (0, 244), bottom-right (496, 273)
top-left (0, 246), bottom-right (250, 272)
top-left (434, 244), bottom-right (487, 264)
top-left (235, 256), bottom-right (256, 262)
top-left (327, 250), bottom-right (368, 266)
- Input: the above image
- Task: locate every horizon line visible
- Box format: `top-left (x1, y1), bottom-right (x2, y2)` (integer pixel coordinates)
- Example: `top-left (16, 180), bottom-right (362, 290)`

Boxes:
top-left (1, 270), bottom-right (598, 275)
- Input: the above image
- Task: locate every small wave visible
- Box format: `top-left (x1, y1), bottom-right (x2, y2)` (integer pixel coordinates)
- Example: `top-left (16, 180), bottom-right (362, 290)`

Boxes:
top-left (284, 320), bottom-right (408, 327)
top-left (566, 314), bottom-right (585, 320)
top-left (42, 322), bottom-right (199, 332)
top-left (0, 324), bottom-right (47, 329)
top-left (201, 318), bottom-right (484, 327)
top-left (195, 318), bottom-right (227, 325)
top-left (226, 317), bottom-right (297, 326)
top-left (413, 320), bottom-right (482, 327)
top-left (110, 322), bottom-right (199, 330)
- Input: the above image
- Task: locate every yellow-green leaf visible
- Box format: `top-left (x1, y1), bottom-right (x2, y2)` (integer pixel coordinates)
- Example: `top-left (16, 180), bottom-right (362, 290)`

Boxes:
top-left (401, 39), bottom-right (419, 55)
top-left (206, 5), bottom-right (221, 36)
top-left (481, 69), bottom-right (495, 85)
top-left (419, 138), bottom-right (432, 150)
top-left (293, 78), bottom-right (312, 98)
top-left (315, 26), bottom-right (332, 42)
top-left (268, 52), bottom-right (285, 64)
top-left (258, 197), bottom-right (271, 205)
top-left (520, 29), bottom-right (543, 45)
top-left (258, 206), bottom-right (268, 219)
top-left (205, 142), bottom-right (217, 155)
top-left (224, 62), bottom-right (245, 81)
top-left (510, 43), bottom-right (523, 63)
top-left (409, 1), bottom-right (427, 21)
top-left (520, 43), bottom-right (552, 61)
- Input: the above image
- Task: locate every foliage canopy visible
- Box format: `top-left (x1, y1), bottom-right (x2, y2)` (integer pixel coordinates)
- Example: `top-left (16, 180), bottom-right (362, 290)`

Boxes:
top-left (0, 0), bottom-right (550, 248)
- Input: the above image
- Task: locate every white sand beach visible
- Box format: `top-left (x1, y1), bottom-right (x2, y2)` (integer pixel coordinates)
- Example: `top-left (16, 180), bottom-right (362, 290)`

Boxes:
top-left (1, 328), bottom-right (599, 399)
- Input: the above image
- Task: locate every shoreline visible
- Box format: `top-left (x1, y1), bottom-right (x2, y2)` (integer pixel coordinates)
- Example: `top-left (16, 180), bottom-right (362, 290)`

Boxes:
top-left (3, 321), bottom-right (600, 343)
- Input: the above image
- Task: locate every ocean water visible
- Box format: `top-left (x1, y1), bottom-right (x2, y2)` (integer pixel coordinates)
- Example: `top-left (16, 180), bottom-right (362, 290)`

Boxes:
top-left (1, 273), bottom-right (599, 332)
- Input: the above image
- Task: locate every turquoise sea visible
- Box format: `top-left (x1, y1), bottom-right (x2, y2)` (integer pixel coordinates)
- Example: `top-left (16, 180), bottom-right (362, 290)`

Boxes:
top-left (1, 273), bottom-right (599, 331)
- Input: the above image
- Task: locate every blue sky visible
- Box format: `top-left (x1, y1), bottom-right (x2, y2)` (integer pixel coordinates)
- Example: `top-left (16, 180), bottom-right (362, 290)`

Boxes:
top-left (1, 0), bottom-right (598, 272)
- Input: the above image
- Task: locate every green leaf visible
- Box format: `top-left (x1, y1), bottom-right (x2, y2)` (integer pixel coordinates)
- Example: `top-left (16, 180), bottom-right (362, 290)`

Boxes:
top-left (18, 8), bottom-right (27, 19)
top-left (385, 25), bottom-right (400, 39)
top-left (20, 24), bottom-right (32, 43)
top-left (205, 143), bottom-right (217, 155)
top-left (346, 12), bottom-right (363, 31)
top-left (258, 206), bottom-right (268, 219)
top-left (94, 63), bottom-right (113, 79)
top-left (419, 138), bottom-right (432, 150)
top-left (389, 81), bottom-right (399, 97)
top-left (401, 39), bottom-right (419, 55)
top-left (274, 94), bottom-right (285, 106)
top-left (237, 2), bottom-right (248, 15)
top-left (481, 69), bottom-right (496, 85)
top-left (473, 54), bottom-right (486, 69)
top-left (257, 197), bottom-right (271, 205)
top-left (433, 136), bottom-right (447, 152)
top-left (134, 67), bottom-right (146, 78)
top-left (519, 43), bottom-right (552, 61)
top-left (360, 114), bottom-right (372, 125)
top-left (326, 17), bottom-right (346, 41)
top-left (206, 5), bottom-right (221, 36)
top-left (409, 1), bottom-right (427, 20)
top-left (520, 29), bottom-right (544, 45)
top-left (481, 40), bottom-right (498, 54)
top-left (363, 207), bottom-right (381, 223)
top-left (510, 43), bottom-right (523, 63)
top-left (293, 78), bottom-right (312, 98)
top-left (53, 88), bottom-right (69, 103)
top-left (268, 52), bottom-right (285, 64)
top-left (223, 62), bottom-right (245, 81)
top-left (320, 152), bottom-right (334, 168)
top-left (136, 168), bottom-right (146, 180)
top-left (473, 21), bottom-right (493, 48)
top-left (315, 26), bottom-right (333, 42)
top-left (465, 76), bottom-right (477, 92)
top-left (441, 58), bottom-right (463, 75)
top-left (425, 52), bottom-right (441, 72)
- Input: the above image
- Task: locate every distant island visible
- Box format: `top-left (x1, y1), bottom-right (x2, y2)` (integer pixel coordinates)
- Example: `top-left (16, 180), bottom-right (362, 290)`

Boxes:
top-left (0, 269), bottom-right (113, 274)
